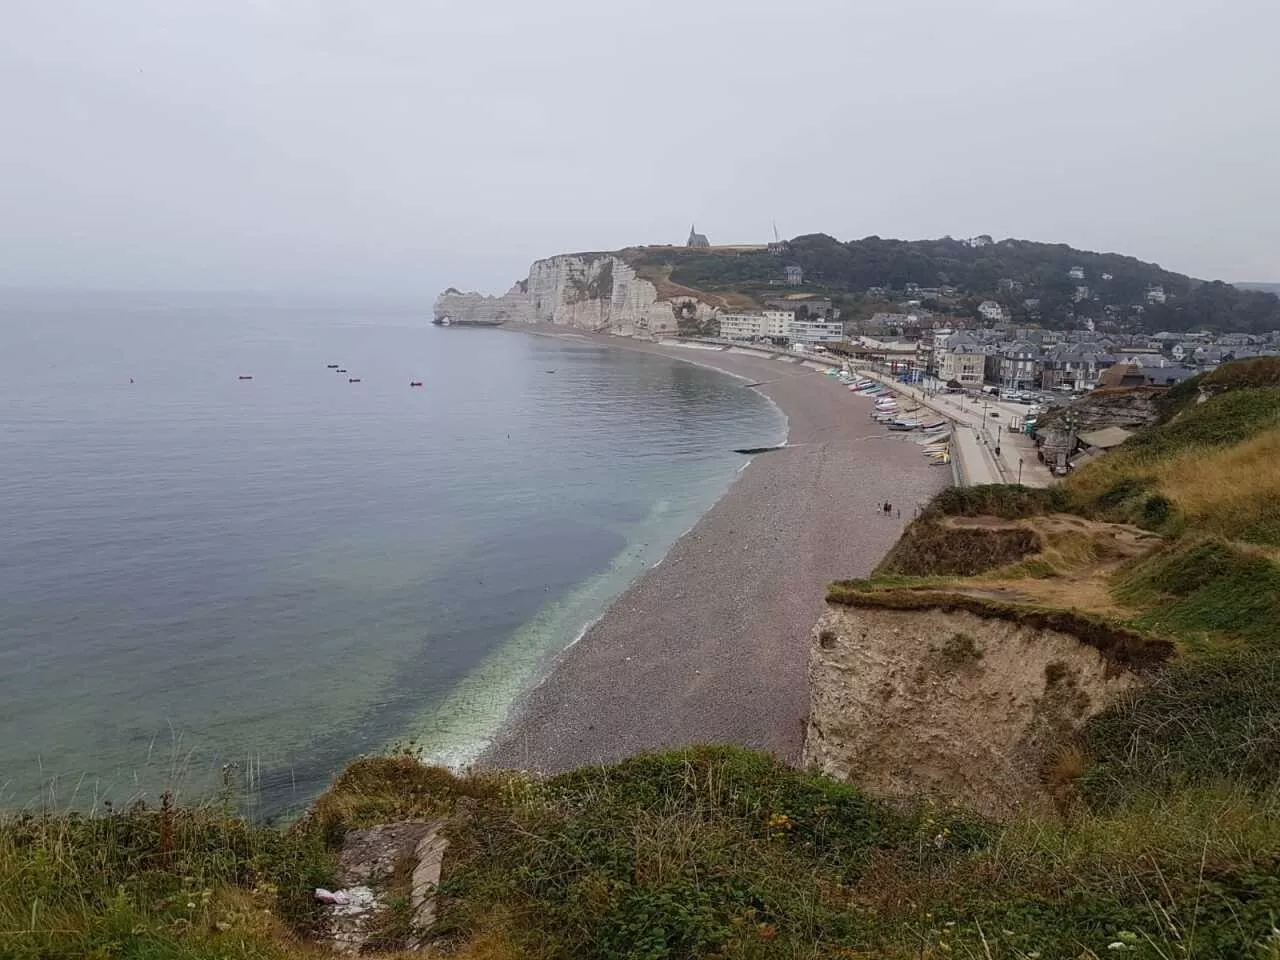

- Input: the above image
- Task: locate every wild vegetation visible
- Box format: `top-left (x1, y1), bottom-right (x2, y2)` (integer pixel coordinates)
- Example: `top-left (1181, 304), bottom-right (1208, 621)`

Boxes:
top-left (6, 360), bottom-right (1280, 958)
top-left (625, 235), bottom-right (1280, 333)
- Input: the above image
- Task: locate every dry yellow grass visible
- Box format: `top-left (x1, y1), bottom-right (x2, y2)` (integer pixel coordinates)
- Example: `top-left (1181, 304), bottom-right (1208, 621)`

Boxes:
top-left (1152, 424), bottom-right (1280, 539)
top-left (629, 262), bottom-right (732, 308)
top-left (954, 516), bottom-right (1165, 618)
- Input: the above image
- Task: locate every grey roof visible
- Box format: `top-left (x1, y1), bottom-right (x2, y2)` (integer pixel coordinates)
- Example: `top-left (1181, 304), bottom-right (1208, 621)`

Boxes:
top-left (944, 331), bottom-right (983, 350)
top-left (1004, 339), bottom-right (1039, 357)
top-left (1137, 366), bottom-right (1199, 385)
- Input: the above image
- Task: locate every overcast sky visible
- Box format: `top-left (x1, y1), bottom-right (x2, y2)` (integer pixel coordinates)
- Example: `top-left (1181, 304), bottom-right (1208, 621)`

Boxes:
top-left (2, 0), bottom-right (1278, 297)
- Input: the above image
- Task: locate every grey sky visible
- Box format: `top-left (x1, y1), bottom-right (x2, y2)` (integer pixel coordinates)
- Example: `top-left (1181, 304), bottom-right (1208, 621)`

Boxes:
top-left (2, 0), bottom-right (1278, 297)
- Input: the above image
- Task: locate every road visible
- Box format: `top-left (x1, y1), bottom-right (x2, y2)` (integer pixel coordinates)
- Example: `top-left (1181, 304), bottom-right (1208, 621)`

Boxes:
top-left (856, 369), bottom-right (1053, 487)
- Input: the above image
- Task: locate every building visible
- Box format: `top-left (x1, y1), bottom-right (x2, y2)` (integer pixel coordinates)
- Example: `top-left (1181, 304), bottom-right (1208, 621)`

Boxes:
top-left (767, 296), bottom-right (834, 318)
top-left (1040, 343), bottom-right (1113, 391)
top-left (718, 309), bottom-right (837, 344)
top-left (718, 310), bottom-right (793, 341)
top-left (854, 336), bottom-right (922, 373)
top-left (1069, 266), bottom-right (1086, 280)
top-left (1146, 285), bottom-right (1167, 304)
top-left (937, 331), bottom-right (986, 387)
top-left (1000, 340), bottom-right (1040, 390)
top-left (1074, 285), bottom-right (1090, 302)
top-left (687, 225), bottom-right (710, 248)
top-left (1097, 363), bottom-right (1149, 389)
top-left (784, 264), bottom-right (804, 285)
top-left (977, 300), bottom-right (1005, 323)
top-left (788, 317), bottom-right (843, 343)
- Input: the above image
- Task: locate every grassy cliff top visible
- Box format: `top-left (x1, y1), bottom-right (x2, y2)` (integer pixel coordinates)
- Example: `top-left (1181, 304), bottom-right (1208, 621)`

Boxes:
top-left (8, 746), bottom-right (1280, 959)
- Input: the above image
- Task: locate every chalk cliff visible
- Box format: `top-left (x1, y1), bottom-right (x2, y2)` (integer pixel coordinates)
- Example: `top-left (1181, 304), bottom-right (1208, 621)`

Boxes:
top-left (433, 253), bottom-right (719, 336)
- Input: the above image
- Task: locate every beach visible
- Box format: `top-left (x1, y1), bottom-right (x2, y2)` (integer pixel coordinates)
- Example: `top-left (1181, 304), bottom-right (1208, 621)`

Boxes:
top-left (481, 333), bottom-right (949, 771)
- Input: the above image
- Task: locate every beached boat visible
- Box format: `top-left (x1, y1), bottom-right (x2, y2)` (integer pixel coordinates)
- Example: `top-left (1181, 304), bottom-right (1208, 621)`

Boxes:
top-left (433, 316), bottom-right (505, 327)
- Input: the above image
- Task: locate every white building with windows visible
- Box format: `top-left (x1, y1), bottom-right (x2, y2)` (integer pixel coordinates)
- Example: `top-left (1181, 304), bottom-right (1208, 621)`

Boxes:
top-left (718, 310), bottom-right (793, 341)
top-left (788, 317), bottom-right (843, 343)
top-left (977, 300), bottom-right (1005, 322)
top-left (718, 309), bottom-right (840, 344)
top-left (1146, 285), bottom-right (1167, 304)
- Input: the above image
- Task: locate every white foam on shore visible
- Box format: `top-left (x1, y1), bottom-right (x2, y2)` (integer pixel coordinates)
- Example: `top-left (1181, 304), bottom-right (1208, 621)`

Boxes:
top-left (407, 337), bottom-right (791, 771)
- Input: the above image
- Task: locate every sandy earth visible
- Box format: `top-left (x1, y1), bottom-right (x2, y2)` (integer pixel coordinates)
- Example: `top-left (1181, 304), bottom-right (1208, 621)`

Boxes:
top-left (482, 335), bottom-right (949, 771)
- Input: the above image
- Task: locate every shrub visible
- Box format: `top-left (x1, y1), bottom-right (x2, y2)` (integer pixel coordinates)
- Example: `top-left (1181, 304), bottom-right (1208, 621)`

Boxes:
top-left (923, 484), bottom-right (1074, 520)
top-left (876, 521), bottom-right (1042, 577)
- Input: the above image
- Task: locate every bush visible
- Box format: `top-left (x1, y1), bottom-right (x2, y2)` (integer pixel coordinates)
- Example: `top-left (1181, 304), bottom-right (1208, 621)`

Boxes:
top-left (922, 484), bottom-right (1075, 520)
top-left (876, 521), bottom-right (1042, 576)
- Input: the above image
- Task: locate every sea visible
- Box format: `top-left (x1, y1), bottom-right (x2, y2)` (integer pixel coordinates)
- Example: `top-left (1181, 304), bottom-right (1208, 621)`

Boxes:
top-left (0, 291), bottom-right (785, 817)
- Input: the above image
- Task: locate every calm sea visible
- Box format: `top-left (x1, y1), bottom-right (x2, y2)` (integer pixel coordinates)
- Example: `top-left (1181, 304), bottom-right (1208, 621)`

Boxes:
top-left (0, 291), bottom-right (784, 815)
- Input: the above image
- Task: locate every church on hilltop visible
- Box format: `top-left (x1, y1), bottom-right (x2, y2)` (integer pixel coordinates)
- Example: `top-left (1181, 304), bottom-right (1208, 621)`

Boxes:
top-left (687, 225), bottom-right (710, 248)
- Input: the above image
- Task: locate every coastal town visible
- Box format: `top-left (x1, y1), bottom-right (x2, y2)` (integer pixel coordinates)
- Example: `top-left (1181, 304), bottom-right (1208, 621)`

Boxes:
top-left (681, 248), bottom-right (1280, 486)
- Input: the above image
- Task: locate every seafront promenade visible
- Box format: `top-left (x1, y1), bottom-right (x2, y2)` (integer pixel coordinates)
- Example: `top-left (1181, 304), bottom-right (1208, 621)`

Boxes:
top-left (854, 369), bottom-right (1053, 487)
top-left (651, 338), bottom-right (1052, 488)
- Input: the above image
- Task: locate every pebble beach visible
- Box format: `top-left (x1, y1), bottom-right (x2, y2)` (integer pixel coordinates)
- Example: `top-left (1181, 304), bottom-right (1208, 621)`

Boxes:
top-left (483, 336), bottom-right (949, 771)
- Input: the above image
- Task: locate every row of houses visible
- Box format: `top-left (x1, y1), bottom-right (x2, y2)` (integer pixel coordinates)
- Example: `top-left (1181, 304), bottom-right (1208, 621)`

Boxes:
top-left (853, 326), bottom-right (1280, 392)
top-left (932, 331), bottom-right (1213, 391)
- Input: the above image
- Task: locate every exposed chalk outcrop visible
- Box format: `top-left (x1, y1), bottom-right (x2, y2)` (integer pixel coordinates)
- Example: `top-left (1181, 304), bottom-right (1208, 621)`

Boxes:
top-left (434, 253), bottom-right (718, 336)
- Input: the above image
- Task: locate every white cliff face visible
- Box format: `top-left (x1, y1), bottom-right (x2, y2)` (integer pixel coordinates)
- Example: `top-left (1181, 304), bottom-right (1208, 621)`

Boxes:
top-left (434, 254), bottom-right (718, 336)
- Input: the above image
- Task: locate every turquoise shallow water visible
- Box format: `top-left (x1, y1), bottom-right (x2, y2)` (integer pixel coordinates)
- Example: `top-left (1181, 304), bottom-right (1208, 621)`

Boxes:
top-left (0, 292), bottom-right (784, 815)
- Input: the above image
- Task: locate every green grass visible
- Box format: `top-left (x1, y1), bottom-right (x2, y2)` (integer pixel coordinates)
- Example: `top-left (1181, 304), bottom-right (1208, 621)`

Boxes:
top-left (1113, 538), bottom-right (1280, 651)
top-left (8, 748), bottom-right (1280, 958)
top-left (1084, 652), bottom-right (1280, 805)
top-left (0, 794), bottom-right (333, 960)
top-left (1125, 387), bottom-right (1280, 459)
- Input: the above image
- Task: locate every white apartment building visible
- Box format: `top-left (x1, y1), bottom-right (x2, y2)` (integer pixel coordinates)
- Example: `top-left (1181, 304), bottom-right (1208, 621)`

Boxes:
top-left (788, 318), bottom-right (843, 343)
top-left (718, 310), bottom-right (793, 341)
top-left (718, 309), bottom-right (840, 343)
